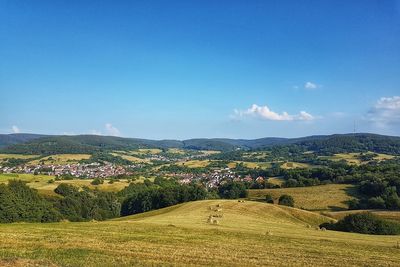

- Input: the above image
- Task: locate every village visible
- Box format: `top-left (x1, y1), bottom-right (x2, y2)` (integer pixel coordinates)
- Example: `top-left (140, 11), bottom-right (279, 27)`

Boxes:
top-left (0, 162), bottom-right (135, 179)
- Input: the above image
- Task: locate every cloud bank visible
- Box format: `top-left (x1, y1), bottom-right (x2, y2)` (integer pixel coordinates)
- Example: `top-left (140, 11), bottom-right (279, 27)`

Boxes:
top-left (234, 104), bottom-right (314, 121)
top-left (12, 125), bottom-right (20, 133)
top-left (304, 81), bottom-right (318, 90)
top-left (368, 96), bottom-right (400, 125)
top-left (105, 123), bottom-right (121, 136)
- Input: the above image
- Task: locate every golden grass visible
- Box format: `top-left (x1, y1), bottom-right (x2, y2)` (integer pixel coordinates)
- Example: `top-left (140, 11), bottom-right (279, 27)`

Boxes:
top-left (28, 179), bottom-right (130, 195)
top-left (167, 148), bottom-right (186, 154)
top-left (0, 173), bottom-right (54, 183)
top-left (176, 160), bottom-right (210, 168)
top-left (199, 150), bottom-right (221, 155)
top-left (268, 177), bottom-right (285, 186)
top-left (0, 174), bottom-right (132, 195)
top-left (0, 154), bottom-right (39, 160)
top-left (135, 148), bottom-right (162, 154)
top-left (28, 154), bottom-right (91, 165)
top-left (281, 162), bottom-right (310, 169)
top-left (320, 152), bottom-right (395, 165)
top-left (226, 161), bottom-right (271, 169)
top-left (0, 200), bottom-right (399, 266)
top-left (111, 153), bottom-right (150, 163)
top-left (248, 184), bottom-right (356, 211)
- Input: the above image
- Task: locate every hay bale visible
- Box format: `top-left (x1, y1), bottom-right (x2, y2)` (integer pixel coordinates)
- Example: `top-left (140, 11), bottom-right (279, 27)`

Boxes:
top-left (315, 227), bottom-right (321, 231)
top-left (216, 208), bottom-right (223, 212)
top-left (213, 219), bottom-right (219, 225)
top-left (265, 230), bottom-right (273, 236)
top-left (216, 204), bottom-right (222, 207)
top-left (306, 224), bottom-right (311, 228)
top-left (321, 227), bottom-right (327, 231)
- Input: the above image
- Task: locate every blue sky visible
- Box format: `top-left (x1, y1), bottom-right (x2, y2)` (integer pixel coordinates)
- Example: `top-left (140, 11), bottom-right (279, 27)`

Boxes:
top-left (1, 0), bottom-right (399, 139)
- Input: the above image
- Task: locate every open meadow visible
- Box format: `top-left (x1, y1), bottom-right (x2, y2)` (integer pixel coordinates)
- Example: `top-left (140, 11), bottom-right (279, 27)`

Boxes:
top-left (248, 184), bottom-right (357, 212)
top-left (0, 200), bottom-right (399, 266)
top-left (0, 173), bottom-right (133, 196)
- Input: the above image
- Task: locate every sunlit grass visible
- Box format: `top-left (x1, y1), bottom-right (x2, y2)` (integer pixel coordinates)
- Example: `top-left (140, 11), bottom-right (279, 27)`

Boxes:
top-left (0, 200), bottom-right (399, 266)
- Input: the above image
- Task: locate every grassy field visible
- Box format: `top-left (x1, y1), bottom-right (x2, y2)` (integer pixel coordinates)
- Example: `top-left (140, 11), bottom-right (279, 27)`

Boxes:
top-left (319, 152), bottom-right (395, 165)
top-left (0, 173), bottom-right (133, 195)
top-left (29, 179), bottom-right (131, 196)
top-left (111, 153), bottom-right (150, 163)
top-left (0, 173), bottom-right (54, 183)
top-left (176, 160), bottom-right (210, 168)
top-left (248, 184), bottom-right (357, 212)
top-left (199, 150), bottom-right (221, 155)
top-left (132, 148), bottom-right (163, 155)
top-left (280, 162), bottom-right (311, 169)
top-left (27, 154), bottom-right (91, 165)
top-left (226, 161), bottom-right (272, 169)
top-left (0, 154), bottom-right (39, 161)
top-left (0, 200), bottom-right (399, 266)
top-left (267, 177), bottom-right (285, 186)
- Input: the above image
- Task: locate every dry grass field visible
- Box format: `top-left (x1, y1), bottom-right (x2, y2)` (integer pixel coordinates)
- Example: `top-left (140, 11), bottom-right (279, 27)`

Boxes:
top-left (110, 153), bottom-right (150, 163)
top-left (319, 152), bottom-right (395, 165)
top-left (248, 184), bottom-right (357, 211)
top-left (267, 177), bottom-right (285, 186)
top-left (0, 200), bottom-right (399, 266)
top-left (280, 162), bottom-right (311, 169)
top-left (0, 173), bottom-right (134, 195)
top-left (27, 154), bottom-right (91, 165)
top-left (0, 154), bottom-right (39, 161)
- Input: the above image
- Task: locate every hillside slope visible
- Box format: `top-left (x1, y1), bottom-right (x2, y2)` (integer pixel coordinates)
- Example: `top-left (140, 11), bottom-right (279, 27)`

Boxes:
top-left (0, 133), bottom-right (48, 148)
top-left (2, 133), bottom-right (400, 155)
top-left (0, 200), bottom-right (399, 266)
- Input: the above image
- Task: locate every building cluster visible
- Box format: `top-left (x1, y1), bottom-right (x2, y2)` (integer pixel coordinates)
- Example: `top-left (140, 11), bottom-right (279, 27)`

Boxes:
top-left (176, 168), bottom-right (264, 189)
top-left (0, 162), bottom-right (134, 178)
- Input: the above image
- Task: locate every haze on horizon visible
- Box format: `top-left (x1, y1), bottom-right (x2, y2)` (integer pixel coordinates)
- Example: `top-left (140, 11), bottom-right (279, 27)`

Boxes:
top-left (1, 1), bottom-right (400, 139)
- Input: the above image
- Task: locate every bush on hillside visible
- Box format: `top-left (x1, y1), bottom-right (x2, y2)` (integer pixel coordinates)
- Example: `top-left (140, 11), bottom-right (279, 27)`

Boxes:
top-left (320, 212), bottom-right (400, 235)
top-left (0, 180), bottom-right (61, 223)
top-left (278, 194), bottom-right (294, 207)
top-left (218, 182), bottom-right (248, 199)
top-left (265, 194), bottom-right (274, 204)
top-left (91, 178), bottom-right (104, 185)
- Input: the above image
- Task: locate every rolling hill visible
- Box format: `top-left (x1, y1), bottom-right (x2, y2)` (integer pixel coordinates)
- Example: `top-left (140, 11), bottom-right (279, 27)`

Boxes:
top-left (0, 133), bottom-right (48, 148)
top-left (0, 200), bottom-right (399, 266)
top-left (1, 133), bottom-right (400, 155)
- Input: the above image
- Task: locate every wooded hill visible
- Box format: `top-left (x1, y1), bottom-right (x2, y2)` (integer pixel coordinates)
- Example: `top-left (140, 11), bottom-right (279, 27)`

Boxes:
top-left (1, 133), bottom-right (400, 155)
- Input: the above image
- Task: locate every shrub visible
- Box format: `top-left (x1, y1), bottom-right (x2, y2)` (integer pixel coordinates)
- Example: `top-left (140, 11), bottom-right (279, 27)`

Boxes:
top-left (91, 178), bottom-right (104, 185)
top-left (265, 194), bottom-right (274, 204)
top-left (278, 194), bottom-right (294, 207)
top-left (218, 182), bottom-right (248, 199)
top-left (54, 183), bottom-right (79, 196)
top-left (367, 196), bottom-right (386, 209)
top-left (320, 212), bottom-right (400, 235)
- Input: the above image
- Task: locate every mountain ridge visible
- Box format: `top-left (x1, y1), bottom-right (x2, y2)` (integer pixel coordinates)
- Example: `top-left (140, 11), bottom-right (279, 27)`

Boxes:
top-left (1, 132), bottom-right (400, 155)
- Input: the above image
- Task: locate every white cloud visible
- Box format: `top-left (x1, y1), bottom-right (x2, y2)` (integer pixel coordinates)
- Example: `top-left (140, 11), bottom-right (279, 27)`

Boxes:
top-left (234, 104), bottom-right (315, 121)
top-left (304, 81), bottom-right (318, 90)
top-left (368, 96), bottom-right (400, 125)
top-left (12, 125), bottom-right (20, 133)
top-left (105, 123), bottom-right (121, 136)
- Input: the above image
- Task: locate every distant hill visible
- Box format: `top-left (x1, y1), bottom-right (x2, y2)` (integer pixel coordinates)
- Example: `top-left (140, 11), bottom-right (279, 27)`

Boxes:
top-left (1, 133), bottom-right (400, 155)
top-left (0, 133), bottom-right (48, 148)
